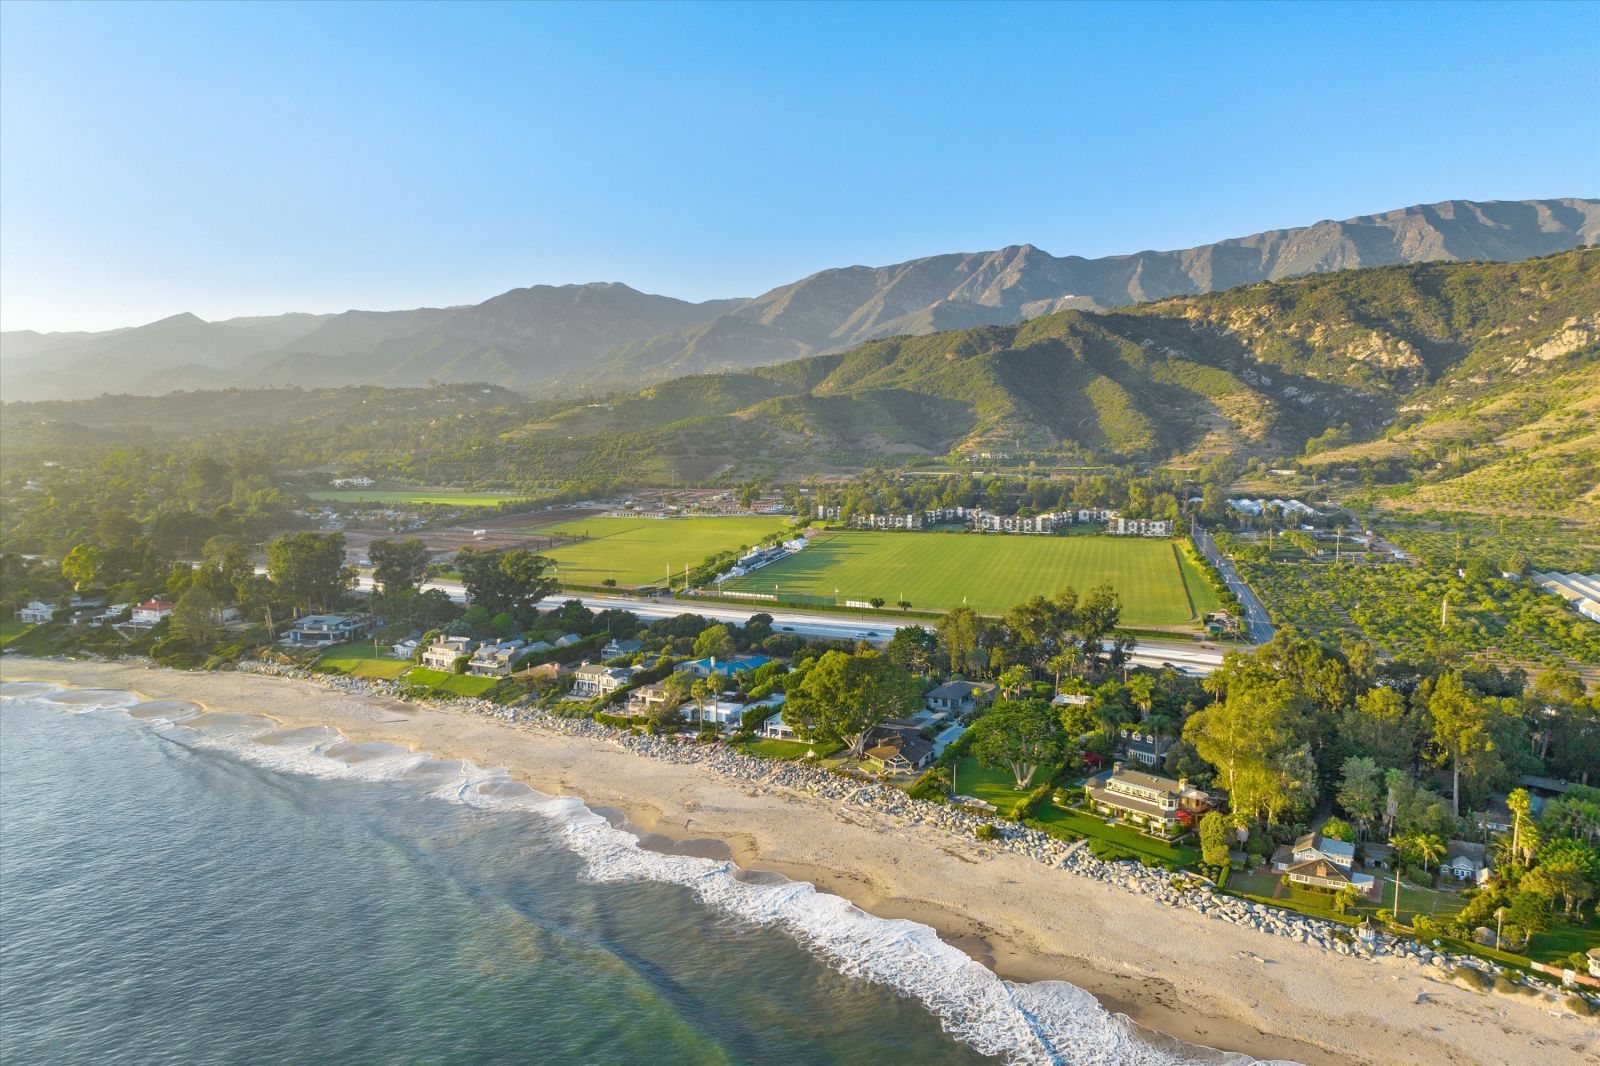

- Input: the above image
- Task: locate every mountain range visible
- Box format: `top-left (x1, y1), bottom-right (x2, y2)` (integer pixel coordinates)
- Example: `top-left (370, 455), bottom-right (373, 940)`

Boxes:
top-left (3, 197), bottom-right (1596, 403)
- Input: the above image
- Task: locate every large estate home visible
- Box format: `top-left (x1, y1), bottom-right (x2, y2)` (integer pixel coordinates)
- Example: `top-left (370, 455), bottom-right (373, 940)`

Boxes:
top-left (467, 639), bottom-right (526, 678)
top-left (571, 662), bottom-right (632, 699)
top-left (1272, 831), bottom-right (1379, 897)
top-left (420, 635), bottom-right (474, 671)
top-left (1086, 764), bottom-right (1210, 837)
top-left (282, 613), bottom-right (373, 647)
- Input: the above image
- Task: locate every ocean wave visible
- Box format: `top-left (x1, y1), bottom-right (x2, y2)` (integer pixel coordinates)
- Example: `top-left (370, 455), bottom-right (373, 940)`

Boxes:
top-left (3, 688), bottom-right (1281, 1066)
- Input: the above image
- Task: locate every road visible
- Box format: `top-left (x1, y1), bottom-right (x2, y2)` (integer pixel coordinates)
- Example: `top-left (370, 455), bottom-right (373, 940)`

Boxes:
top-left (361, 576), bottom-right (1232, 674)
top-left (1192, 527), bottom-right (1275, 644)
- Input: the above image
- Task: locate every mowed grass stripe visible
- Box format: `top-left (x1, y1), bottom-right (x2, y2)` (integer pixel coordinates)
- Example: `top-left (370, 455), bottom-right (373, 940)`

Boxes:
top-left (722, 531), bottom-right (1195, 626)
top-left (537, 516), bottom-right (792, 586)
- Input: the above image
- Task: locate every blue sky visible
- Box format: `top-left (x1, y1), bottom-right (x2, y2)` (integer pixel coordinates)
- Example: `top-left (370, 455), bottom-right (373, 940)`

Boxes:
top-left (2, 0), bottom-right (1596, 332)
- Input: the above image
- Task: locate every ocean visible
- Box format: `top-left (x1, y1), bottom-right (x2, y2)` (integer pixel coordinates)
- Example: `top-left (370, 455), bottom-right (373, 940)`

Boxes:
top-left (0, 682), bottom-right (1252, 1065)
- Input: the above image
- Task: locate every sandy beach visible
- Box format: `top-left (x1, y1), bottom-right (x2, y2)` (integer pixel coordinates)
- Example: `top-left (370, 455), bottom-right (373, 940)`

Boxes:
top-left (5, 658), bottom-right (1594, 1066)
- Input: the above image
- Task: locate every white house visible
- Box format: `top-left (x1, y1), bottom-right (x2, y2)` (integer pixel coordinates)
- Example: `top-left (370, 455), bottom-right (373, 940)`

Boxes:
top-left (420, 635), bottom-right (475, 671)
top-left (759, 711), bottom-right (800, 740)
top-left (391, 638), bottom-right (420, 660)
top-left (570, 663), bottom-right (631, 698)
top-left (129, 599), bottom-right (175, 627)
top-left (17, 600), bottom-right (55, 624)
top-left (1442, 840), bottom-right (1492, 885)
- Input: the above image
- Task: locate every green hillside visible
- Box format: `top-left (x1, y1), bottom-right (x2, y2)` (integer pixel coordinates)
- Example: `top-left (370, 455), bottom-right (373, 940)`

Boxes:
top-left (498, 249), bottom-right (1599, 482)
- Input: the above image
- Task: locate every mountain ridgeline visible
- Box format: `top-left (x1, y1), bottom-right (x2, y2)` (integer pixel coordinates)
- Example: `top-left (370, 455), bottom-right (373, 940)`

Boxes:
top-left (2, 198), bottom-right (1595, 402)
top-left (502, 249), bottom-right (1600, 480)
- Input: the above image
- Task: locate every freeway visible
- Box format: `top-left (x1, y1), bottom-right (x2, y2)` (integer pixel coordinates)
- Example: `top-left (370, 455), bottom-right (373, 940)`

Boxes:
top-left (362, 576), bottom-right (1232, 674)
top-left (1192, 527), bottom-right (1276, 645)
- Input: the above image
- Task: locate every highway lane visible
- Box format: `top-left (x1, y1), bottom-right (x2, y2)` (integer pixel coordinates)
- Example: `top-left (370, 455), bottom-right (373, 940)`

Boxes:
top-left (357, 577), bottom-right (1232, 673)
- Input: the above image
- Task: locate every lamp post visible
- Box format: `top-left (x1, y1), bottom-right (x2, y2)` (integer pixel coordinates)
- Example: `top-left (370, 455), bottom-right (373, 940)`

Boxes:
top-left (1496, 906), bottom-right (1505, 950)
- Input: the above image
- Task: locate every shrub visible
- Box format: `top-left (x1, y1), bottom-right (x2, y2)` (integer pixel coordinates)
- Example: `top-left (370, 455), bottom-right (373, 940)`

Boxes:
top-left (1451, 966), bottom-right (1491, 992)
top-left (1565, 995), bottom-right (1597, 1017)
top-left (975, 824), bottom-right (999, 842)
top-left (908, 767), bottom-right (951, 803)
top-left (1011, 784), bottom-right (1052, 822)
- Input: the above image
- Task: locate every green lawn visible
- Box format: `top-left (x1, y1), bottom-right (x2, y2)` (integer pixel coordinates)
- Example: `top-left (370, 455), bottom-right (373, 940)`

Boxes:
top-left (950, 755), bottom-right (1052, 809)
top-left (401, 666), bottom-right (501, 697)
top-left (734, 737), bottom-right (837, 761)
top-left (1527, 919), bottom-right (1600, 966)
top-left (1032, 802), bottom-right (1201, 867)
top-left (0, 621), bottom-right (33, 647)
top-left (308, 488), bottom-right (528, 507)
top-left (537, 516), bottom-right (793, 587)
top-left (721, 531), bottom-right (1202, 625)
top-left (1228, 869), bottom-right (1466, 927)
top-left (315, 641), bottom-right (415, 679)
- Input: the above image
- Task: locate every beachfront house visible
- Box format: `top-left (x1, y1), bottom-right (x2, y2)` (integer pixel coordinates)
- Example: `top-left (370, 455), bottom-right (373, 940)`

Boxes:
top-left (129, 599), bottom-right (176, 627)
top-left (571, 662), bottom-right (631, 699)
top-left (390, 637), bottom-right (420, 660)
top-left (421, 635), bottom-right (475, 671)
top-left (1086, 765), bottom-right (1210, 837)
top-left (925, 680), bottom-right (998, 717)
top-left (17, 600), bottom-right (55, 624)
top-left (863, 721), bottom-right (935, 774)
top-left (283, 613), bottom-right (374, 647)
top-left (467, 639), bottom-right (527, 678)
top-left (1442, 840), bottom-right (1492, 885)
top-left (1272, 831), bottom-right (1378, 897)
top-left (624, 683), bottom-right (676, 718)
top-left (759, 711), bottom-right (800, 741)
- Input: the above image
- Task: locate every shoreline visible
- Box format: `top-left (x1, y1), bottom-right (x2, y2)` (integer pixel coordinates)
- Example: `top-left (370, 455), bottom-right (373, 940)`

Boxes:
top-left (4, 657), bottom-right (1593, 1065)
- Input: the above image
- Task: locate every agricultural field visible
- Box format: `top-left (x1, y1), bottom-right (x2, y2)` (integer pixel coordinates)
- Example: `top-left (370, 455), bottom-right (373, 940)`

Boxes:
top-left (538, 516), bottom-right (793, 586)
top-left (308, 488), bottom-right (530, 507)
top-left (721, 531), bottom-right (1210, 626)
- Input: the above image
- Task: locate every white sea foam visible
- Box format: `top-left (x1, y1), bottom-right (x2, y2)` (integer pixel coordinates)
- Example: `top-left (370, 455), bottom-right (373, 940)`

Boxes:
top-left (4, 687), bottom-right (1288, 1066)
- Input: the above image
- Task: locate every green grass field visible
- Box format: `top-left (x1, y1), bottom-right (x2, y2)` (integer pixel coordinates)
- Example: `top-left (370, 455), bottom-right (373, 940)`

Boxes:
top-left (315, 642), bottom-right (414, 680)
top-left (308, 489), bottom-right (528, 507)
top-left (723, 531), bottom-right (1203, 625)
top-left (0, 621), bottom-right (33, 647)
top-left (538, 516), bottom-right (792, 586)
top-left (402, 667), bottom-right (501, 697)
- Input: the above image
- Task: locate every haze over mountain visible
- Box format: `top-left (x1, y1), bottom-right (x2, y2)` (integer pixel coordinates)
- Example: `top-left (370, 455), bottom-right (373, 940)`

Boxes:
top-left (3, 197), bottom-right (1595, 402)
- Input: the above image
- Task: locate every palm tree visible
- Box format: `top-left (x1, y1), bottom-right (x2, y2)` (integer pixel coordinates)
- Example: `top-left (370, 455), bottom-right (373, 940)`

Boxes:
top-left (1411, 833), bottom-right (1445, 873)
top-left (1507, 788), bottom-right (1532, 862)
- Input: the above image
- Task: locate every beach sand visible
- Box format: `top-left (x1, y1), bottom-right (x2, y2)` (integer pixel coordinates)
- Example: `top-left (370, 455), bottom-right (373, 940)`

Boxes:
top-left (6, 658), bottom-right (1594, 1065)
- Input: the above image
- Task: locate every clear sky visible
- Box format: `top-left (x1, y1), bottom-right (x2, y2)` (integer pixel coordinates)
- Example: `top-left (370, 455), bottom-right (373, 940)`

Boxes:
top-left (2, 0), bottom-right (1596, 332)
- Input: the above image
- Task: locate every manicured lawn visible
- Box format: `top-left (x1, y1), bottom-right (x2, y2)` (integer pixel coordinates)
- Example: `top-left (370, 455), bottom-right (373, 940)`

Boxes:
top-left (308, 488), bottom-right (529, 507)
top-left (734, 737), bottom-right (837, 761)
top-left (1032, 802), bottom-right (1201, 867)
top-left (721, 531), bottom-right (1202, 625)
top-left (315, 641), bottom-right (415, 680)
top-left (1228, 868), bottom-right (1466, 927)
top-left (0, 621), bottom-right (33, 647)
top-left (950, 755), bottom-right (1053, 809)
top-left (537, 516), bottom-right (793, 587)
top-left (401, 666), bottom-right (500, 697)
top-left (1527, 919), bottom-right (1600, 965)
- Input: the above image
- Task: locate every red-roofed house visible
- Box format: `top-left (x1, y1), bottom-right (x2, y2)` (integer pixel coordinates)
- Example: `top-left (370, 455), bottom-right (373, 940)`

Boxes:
top-left (130, 600), bottom-right (174, 627)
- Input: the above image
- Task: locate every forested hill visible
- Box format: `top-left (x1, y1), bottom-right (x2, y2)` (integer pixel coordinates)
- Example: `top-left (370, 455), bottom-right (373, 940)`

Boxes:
top-left (4, 251), bottom-right (1594, 501)
top-left (498, 249), bottom-right (1599, 481)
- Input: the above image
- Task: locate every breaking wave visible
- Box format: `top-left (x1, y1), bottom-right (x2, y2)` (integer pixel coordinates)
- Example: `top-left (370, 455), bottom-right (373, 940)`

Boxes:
top-left (3, 684), bottom-right (1289, 1066)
